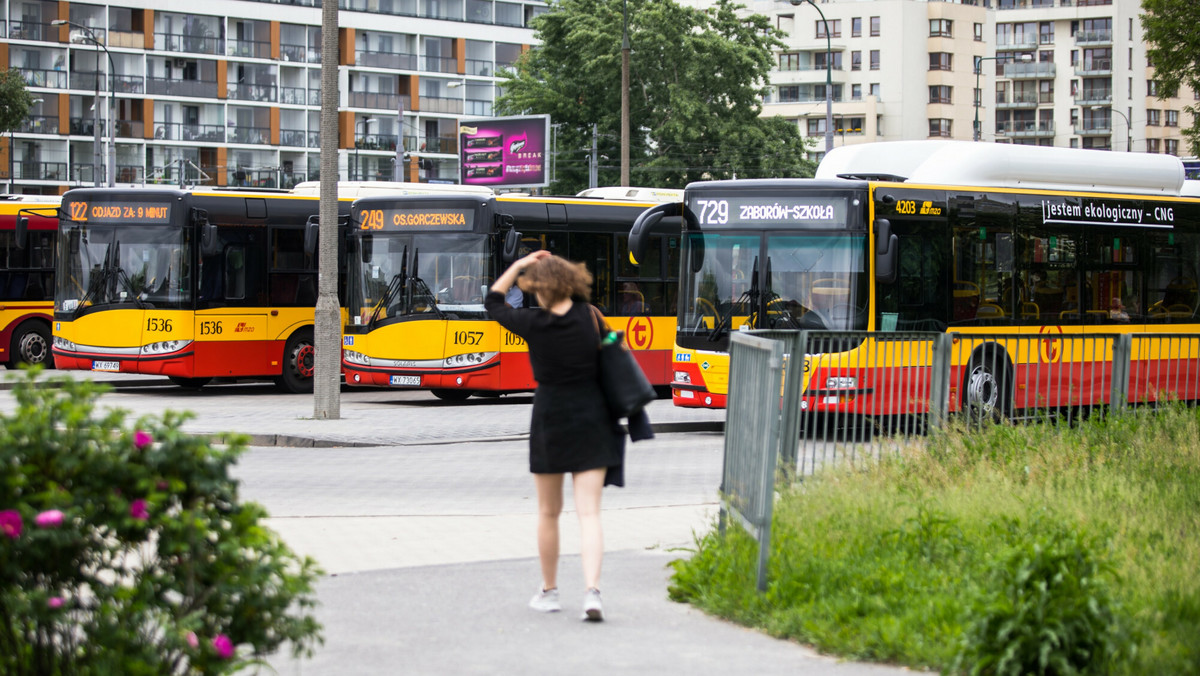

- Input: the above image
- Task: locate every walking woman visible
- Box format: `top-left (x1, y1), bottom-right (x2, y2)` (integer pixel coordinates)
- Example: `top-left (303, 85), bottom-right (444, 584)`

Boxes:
top-left (485, 250), bottom-right (623, 622)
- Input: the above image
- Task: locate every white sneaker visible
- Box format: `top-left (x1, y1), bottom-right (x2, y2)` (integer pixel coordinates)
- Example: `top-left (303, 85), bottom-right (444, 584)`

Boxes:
top-left (581, 588), bottom-right (604, 622)
top-left (529, 587), bottom-right (561, 613)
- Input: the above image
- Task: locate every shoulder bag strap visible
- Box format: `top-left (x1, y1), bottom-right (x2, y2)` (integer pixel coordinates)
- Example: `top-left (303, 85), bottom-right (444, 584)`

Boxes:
top-left (589, 304), bottom-right (605, 348)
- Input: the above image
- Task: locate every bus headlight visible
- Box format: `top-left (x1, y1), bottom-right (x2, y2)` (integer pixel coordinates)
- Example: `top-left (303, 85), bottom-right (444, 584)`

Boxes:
top-left (140, 340), bottom-right (190, 356)
top-left (343, 349), bottom-right (369, 366)
top-left (673, 371), bottom-right (691, 384)
top-left (826, 376), bottom-right (857, 389)
top-left (444, 352), bottom-right (492, 367)
top-left (53, 336), bottom-right (77, 352)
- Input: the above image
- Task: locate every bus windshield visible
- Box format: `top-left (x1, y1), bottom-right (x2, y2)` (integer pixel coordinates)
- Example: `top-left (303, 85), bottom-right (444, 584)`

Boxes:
top-left (57, 223), bottom-right (189, 314)
top-left (350, 232), bottom-right (490, 324)
top-left (677, 231), bottom-right (867, 349)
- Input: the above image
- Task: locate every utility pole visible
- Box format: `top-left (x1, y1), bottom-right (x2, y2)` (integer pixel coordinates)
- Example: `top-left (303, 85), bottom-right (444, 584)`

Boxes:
top-left (620, 0), bottom-right (630, 186)
top-left (314, 0), bottom-right (341, 418)
top-left (590, 123), bottom-right (598, 189)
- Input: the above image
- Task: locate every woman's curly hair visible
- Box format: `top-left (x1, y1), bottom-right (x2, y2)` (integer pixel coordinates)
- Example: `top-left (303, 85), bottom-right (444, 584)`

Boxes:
top-left (517, 255), bottom-right (592, 306)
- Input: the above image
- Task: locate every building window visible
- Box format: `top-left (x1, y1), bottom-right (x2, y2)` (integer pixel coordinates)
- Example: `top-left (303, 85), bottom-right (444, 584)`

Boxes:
top-left (778, 52), bottom-right (801, 71)
top-left (1148, 80), bottom-right (1158, 97)
top-left (930, 19), bottom-right (952, 38)
top-left (974, 23), bottom-right (983, 42)
top-left (814, 84), bottom-right (844, 102)
top-left (1039, 80), bottom-right (1054, 104)
top-left (777, 14), bottom-right (794, 33)
top-left (815, 52), bottom-right (842, 71)
top-left (1040, 22), bottom-right (1054, 44)
top-left (851, 83), bottom-right (862, 101)
top-left (870, 83), bottom-right (880, 98)
top-left (1166, 139), bottom-right (1180, 155)
top-left (806, 118), bottom-right (827, 135)
top-left (929, 85), bottom-right (952, 104)
top-left (1166, 110), bottom-right (1179, 127)
top-left (1147, 109), bottom-right (1161, 126)
top-left (852, 17), bottom-right (862, 37)
top-left (928, 119), bottom-right (952, 138)
top-left (870, 50), bottom-right (880, 70)
top-left (929, 53), bottom-right (953, 71)
top-left (851, 51), bottom-right (861, 71)
top-left (836, 117), bottom-right (865, 135)
top-left (1147, 138), bottom-right (1161, 154)
top-left (870, 16), bottom-right (880, 37)
top-left (816, 19), bottom-right (841, 39)
top-left (777, 86), bottom-right (800, 103)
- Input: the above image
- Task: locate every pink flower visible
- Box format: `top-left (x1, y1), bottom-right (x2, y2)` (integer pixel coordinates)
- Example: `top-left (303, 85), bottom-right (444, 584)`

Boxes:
top-left (130, 499), bottom-right (149, 521)
top-left (35, 509), bottom-right (64, 528)
top-left (47, 597), bottom-right (64, 609)
top-left (212, 634), bottom-right (234, 659)
top-left (0, 510), bottom-right (21, 539)
top-left (186, 631), bottom-right (199, 648)
top-left (134, 430), bottom-right (153, 450)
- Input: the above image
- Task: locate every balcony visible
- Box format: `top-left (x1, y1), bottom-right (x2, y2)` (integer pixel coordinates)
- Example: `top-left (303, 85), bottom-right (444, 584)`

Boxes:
top-left (1075, 30), bottom-right (1112, 47)
top-left (1074, 123), bottom-right (1112, 136)
top-left (997, 120), bottom-right (1055, 138)
top-left (227, 39), bottom-right (271, 59)
top-left (1004, 62), bottom-right (1056, 79)
top-left (68, 117), bottom-right (101, 136)
top-left (154, 31), bottom-right (223, 56)
top-left (229, 168), bottom-right (281, 189)
top-left (280, 87), bottom-right (321, 106)
top-left (1074, 90), bottom-right (1113, 106)
top-left (113, 74), bottom-right (145, 94)
top-left (20, 68), bottom-right (67, 89)
top-left (1074, 59), bottom-right (1112, 77)
top-left (146, 77), bottom-right (219, 99)
top-left (422, 55), bottom-right (457, 74)
top-left (153, 122), bottom-right (226, 143)
top-left (14, 161), bottom-right (67, 181)
top-left (8, 20), bottom-right (54, 41)
top-left (73, 164), bottom-right (144, 184)
top-left (996, 36), bottom-right (1038, 51)
top-left (108, 30), bottom-right (142, 49)
top-left (420, 96), bottom-right (463, 115)
top-left (997, 92), bottom-right (1039, 110)
top-left (355, 133), bottom-right (398, 151)
top-left (280, 43), bottom-right (315, 63)
top-left (229, 126), bottom-right (272, 145)
top-left (358, 50), bottom-right (417, 70)
top-left (228, 83), bottom-right (278, 103)
top-left (349, 91), bottom-right (400, 111)
top-left (422, 135), bottom-right (459, 155)
top-left (465, 99), bottom-right (492, 117)
top-left (280, 129), bottom-right (309, 147)
top-left (465, 59), bottom-right (493, 77)
top-left (17, 116), bottom-right (58, 134)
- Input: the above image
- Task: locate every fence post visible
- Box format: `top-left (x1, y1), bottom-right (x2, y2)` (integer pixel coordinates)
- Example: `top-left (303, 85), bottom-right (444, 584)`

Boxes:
top-left (1110, 333), bottom-right (1132, 416)
top-left (777, 331), bottom-right (806, 476)
top-left (928, 333), bottom-right (952, 430)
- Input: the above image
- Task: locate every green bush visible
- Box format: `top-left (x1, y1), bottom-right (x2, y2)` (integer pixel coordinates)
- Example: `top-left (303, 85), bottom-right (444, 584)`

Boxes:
top-left (0, 369), bottom-right (322, 675)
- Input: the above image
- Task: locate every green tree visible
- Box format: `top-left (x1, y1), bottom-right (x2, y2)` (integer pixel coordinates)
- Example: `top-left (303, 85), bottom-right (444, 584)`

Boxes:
top-left (0, 68), bottom-right (34, 135)
top-left (497, 0), bottom-right (815, 194)
top-left (1142, 0), bottom-right (1200, 155)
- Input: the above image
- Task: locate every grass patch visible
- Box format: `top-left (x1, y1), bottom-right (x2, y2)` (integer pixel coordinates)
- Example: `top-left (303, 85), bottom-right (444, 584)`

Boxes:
top-left (669, 406), bottom-right (1200, 674)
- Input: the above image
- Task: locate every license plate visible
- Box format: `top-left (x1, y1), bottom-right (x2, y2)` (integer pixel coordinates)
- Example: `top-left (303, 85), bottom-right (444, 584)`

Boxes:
top-left (92, 360), bottom-right (120, 372)
top-left (677, 389), bottom-right (694, 399)
top-left (390, 375), bottom-right (420, 387)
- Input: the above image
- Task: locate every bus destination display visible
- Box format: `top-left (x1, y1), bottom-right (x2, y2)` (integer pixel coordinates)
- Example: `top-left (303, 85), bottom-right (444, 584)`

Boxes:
top-left (65, 201), bottom-right (173, 224)
top-left (357, 208), bottom-right (476, 232)
top-left (689, 196), bottom-right (847, 228)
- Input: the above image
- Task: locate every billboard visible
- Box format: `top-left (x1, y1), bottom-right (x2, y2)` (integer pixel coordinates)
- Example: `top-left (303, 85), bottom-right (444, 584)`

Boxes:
top-left (459, 114), bottom-right (550, 188)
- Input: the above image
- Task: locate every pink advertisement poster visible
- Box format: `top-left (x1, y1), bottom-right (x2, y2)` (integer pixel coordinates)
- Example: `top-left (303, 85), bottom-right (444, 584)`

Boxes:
top-left (460, 115), bottom-right (550, 188)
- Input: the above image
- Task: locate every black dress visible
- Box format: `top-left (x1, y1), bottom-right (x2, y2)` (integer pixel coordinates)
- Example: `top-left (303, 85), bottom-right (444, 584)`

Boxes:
top-left (485, 291), bottom-right (624, 486)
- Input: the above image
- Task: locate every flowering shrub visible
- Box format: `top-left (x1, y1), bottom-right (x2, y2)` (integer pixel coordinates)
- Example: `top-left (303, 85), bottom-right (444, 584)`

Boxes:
top-left (0, 369), bottom-right (322, 674)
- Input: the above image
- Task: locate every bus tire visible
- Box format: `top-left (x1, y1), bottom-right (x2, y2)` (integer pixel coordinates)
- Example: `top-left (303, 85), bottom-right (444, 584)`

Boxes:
top-left (962, 348), bottom-right (1012, 423)
top-left (168, 376), bottom-right (212, 390)
top-left (276, 329), bottom-right (315, 394)
top-left (431, 388), bottom-right (472, 401)
top-left (8, 321), bottom-right (51, 369)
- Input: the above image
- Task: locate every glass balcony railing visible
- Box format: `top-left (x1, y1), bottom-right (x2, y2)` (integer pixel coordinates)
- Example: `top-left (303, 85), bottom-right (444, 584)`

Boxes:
top-left (146, 77), bottom-right (219, 99)
top-left (17, 116), bottom-right (58, 134)
top-left (227, 39), bottom-right (271, 59)
top-left (154, 31), bottom-right (223, 55)
top-left (14, 161), bottom-right (67, 180)
top-left (229, 126), bottom-right (272, 144)
top-left (358, 50), bottom-right (417, 70)
top-left (228, 83), bottom-right (278, 102)
top-left (349, 91), bottom-right (399, 110)
top-left (152, 122), bottom-right (226, 143)
top-left (20, 68), bottom-right (68, 89)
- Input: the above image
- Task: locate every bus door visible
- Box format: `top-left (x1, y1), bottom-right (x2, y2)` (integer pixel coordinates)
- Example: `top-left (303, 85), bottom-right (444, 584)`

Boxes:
top-left (197, 230), bottom-right (269, 377)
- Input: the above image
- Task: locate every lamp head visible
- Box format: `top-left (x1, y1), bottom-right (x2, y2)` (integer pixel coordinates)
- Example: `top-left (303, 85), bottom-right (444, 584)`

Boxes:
top-left (51, 19), bottom-right (67, 26)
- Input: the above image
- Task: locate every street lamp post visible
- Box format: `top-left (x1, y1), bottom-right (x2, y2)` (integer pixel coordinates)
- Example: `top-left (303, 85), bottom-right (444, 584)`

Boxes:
top-left (974, 53), bottom-right (1032, 142)
top-left (53, 20), bottom-right (115, 186)
top-left (1094, 106), bottom-right (1131, 152)
top-left (354, 117), bottom-right (374, 181)
top-left (790, 0), bottom-right (833, 154)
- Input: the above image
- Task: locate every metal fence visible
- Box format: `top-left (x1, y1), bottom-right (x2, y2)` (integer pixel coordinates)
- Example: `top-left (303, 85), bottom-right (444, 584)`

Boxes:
top-left (720, 329), bottom-right (1200, 590)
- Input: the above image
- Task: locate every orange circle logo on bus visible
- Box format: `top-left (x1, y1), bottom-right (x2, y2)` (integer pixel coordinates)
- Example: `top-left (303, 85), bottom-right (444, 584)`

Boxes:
top-left (1039, 325), bottom-right (1063, 363)
top-left (625, 317), bottom-right (654, 350)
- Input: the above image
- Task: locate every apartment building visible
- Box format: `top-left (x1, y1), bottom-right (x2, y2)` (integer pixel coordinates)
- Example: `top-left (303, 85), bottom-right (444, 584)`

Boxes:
top-left (721, 0), bottom-right (1192, 161)
top-left (1, 0), bottom-right (545, 194)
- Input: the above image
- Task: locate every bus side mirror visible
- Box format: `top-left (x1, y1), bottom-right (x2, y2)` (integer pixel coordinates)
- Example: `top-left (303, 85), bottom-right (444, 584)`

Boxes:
top-left (502, 228), bottom-right (522, 263)
top-left (200, 222), bottom-right (220, 256)
top-left (15, 216), bottom-right (29, 249)
top-left (875, 218), bottom-right (898, 284)
top-left (304, 215), bottom-right (319, 256)
top-left (628, 202), bottom-right (681, 266)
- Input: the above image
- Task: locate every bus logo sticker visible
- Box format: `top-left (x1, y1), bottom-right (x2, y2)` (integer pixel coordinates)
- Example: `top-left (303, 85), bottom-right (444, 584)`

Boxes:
top-left (701, 361), bottom-right (711, 371)
top-left (234, 322), bottom-right (254, 333)
top-left (1039, 325), bottom-right (1063, 363)
top-left (625, 317), bottom-right (654, 350)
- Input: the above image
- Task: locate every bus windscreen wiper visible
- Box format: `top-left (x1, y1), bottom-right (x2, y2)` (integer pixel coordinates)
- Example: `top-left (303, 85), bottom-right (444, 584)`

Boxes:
top-left (708, 256), bottom-right (759, 341)
top-left (371, 245), bottom-right (408, 323)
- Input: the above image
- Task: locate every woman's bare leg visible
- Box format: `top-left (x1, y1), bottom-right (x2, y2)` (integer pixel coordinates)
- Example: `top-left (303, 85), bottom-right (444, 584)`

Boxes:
top-left (572, 468), bottom-right (606, 589)
top-left (533, 473), bottom-right (564, 590)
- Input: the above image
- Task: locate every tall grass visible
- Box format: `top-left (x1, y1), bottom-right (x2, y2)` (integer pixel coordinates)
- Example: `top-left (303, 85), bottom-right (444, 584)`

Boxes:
top-left (669, 406), bottom-right (1200, 674)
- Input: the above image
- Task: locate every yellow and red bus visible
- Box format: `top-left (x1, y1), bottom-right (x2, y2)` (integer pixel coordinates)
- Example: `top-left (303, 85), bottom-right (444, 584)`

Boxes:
top-left (2, 195), bottom-right (60, 369)
top-left (341, 190), bottom-right (682, 399)
top-left (631, 141), bottom-right (1200, 415)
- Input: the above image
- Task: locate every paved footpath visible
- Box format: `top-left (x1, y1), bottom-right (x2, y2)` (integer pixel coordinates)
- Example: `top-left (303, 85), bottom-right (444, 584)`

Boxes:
top-left (2, 372), bottom-right (929, 676)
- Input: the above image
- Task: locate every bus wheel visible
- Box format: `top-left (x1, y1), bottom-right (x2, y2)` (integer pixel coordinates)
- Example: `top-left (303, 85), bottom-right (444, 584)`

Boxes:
top-left (168, 376), bottom-right (212, 390)
top-left (431, 388), bottom-right (472, 401)
top-left (8, 322), bottom-right (51, 369)
top-left (963, 351), bottom-right (1011, 424)
top-left (276, 329), bottom-right (315, 394)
